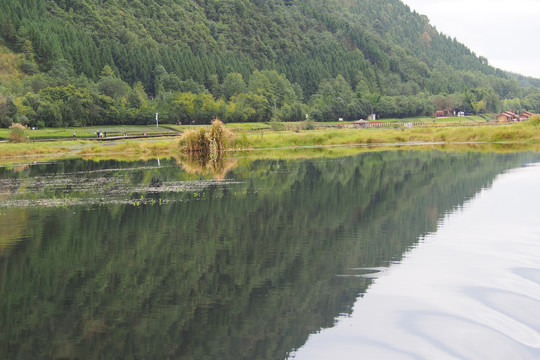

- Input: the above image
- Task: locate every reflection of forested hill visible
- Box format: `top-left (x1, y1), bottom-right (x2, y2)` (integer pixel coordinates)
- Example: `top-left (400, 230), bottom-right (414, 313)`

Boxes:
top-left (1, 151), bottom-right (539, 359)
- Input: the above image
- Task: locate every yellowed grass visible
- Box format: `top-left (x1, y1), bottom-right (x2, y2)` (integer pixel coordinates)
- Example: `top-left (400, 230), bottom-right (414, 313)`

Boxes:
top-left (177, 154), bottom-right (238, 179)
top-left (2, 120), bottom-right (540, 165)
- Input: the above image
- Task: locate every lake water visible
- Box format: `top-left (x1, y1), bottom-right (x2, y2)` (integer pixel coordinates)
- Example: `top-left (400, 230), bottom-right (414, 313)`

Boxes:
top-left (1, 150), bottom-right (540, 359)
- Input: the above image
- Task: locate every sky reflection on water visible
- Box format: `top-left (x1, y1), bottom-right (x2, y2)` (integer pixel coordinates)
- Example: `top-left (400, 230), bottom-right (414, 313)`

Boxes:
top-left (290, 163), bottom-right (540, 360)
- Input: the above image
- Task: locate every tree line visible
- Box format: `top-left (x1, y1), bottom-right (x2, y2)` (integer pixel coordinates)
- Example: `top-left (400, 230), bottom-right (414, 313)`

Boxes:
top-left (3, 57), bottom-right (540, 128)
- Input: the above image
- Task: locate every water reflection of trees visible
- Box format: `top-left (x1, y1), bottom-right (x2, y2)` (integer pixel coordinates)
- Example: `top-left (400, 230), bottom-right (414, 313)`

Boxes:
top-left (0, 209), bottom-right (28, 253)
top-left (1, 151), bottom-right (539, 359)
top-left (0, 157), bottom-right (239, 208)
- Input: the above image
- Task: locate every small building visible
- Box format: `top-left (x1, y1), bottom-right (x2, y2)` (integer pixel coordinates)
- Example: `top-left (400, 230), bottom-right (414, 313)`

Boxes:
top-left (497, 111), bottom-right (519, 122)
top-left (519, 111), bottom-right (534, 121)
top-left (435, 110), bottom-right (452, 118)
top-left (353, 119), bottom-right (369, 128)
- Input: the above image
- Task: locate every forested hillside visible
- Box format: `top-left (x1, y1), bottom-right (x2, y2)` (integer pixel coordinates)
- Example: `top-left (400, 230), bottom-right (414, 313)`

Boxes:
top-left (1, 0), bottom-right (540, 127)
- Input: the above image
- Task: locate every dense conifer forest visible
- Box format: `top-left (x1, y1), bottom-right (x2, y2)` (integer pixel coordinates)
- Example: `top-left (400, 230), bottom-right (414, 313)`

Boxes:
top-left (1, 0), bottom-right (540, 127)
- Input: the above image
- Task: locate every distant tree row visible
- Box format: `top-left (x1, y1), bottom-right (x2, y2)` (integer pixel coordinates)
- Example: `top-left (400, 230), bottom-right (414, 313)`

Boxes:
top-left (3, 55), bottom-right (540, 129)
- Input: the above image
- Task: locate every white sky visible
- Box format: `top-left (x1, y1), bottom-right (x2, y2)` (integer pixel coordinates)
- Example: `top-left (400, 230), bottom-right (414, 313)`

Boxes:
top-left (400, 0), bottom-right (540, 79)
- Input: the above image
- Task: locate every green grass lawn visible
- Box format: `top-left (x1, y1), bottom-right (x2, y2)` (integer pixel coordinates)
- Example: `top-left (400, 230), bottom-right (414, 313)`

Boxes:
top-left (225, 122), bottom-right (273, 131)
top-left (313, 115), bottom-right (491, 128)
top-left (165, 122), bottom-right (272, 132)
top-left (0, 125), bottom-right (178, 141)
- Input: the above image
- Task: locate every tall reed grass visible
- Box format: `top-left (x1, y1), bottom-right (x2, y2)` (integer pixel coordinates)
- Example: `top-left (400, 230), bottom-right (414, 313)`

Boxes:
top-left (8, 123), bottom-right (28, 143)
top-left (180, 118), bottom-right (233, 155)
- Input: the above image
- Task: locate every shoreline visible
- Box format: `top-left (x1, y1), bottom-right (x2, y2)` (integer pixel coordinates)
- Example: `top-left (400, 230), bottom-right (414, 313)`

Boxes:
top-left (1, 121), bottom-right (540, 164)
top-left (0, 139), bottom-right (538, 167)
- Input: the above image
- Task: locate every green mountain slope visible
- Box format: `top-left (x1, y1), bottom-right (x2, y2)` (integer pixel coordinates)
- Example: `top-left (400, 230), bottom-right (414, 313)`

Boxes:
top-left (0, 0), bottom-right (522, 94)
top-left (1, 0), bottom-right (540, 127)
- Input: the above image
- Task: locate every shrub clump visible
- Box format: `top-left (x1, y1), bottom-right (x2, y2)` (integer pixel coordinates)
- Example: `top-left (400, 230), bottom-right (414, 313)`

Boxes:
top-left (284, 120), bottom-right (316, 132)
top-left (208, 118), bottom-right (233, 152)
top-left (180, 118), bottom-right (233, 156)
top-left (526, 114), bottom-right (540, 127)
top-left (8, 123), bottom-right (28, 143)
top-left (304, 119), bottom-right (316, 130)
top-left (182, 127), bottom-right (210, 153)
top-left (268, 119), bottom-right (284, 131)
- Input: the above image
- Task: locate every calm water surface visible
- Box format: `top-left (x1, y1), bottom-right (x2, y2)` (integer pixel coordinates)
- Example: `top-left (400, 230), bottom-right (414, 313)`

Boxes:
top-left (290, 162), bottom-right (540, 360)
top-left (1, 150), bottom-right (540, 359)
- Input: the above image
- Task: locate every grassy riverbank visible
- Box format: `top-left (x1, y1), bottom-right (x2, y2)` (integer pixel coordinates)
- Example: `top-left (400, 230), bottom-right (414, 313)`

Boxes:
top-left (1, 117), bottom-right (540, 164)
top-left (247, 124), bottom-right (535, 148)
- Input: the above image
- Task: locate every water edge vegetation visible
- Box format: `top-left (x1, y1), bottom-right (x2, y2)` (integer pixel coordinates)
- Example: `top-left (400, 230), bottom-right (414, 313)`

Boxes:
top-left (1, 118), bottom-right (540, 163)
